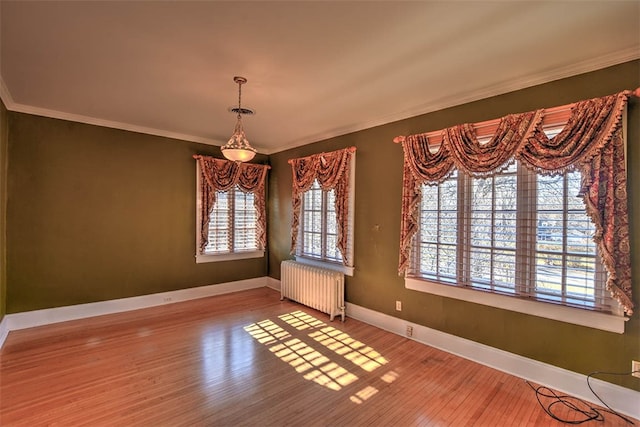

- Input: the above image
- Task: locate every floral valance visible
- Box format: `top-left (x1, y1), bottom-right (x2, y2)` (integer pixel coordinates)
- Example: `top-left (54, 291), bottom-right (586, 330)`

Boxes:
top-left (396, 90), bottom-right (634, 315)
top-left (289, 147), bottom-right (356, 265)
top-left (193, 155), bottom-right (270, 253)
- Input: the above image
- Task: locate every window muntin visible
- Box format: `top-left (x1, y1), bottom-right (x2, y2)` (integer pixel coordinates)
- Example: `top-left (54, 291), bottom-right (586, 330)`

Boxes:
top-left (203, 186), bottom-right (257, 255)
top-left (412, 163), bottom-right (609, 312)
top-left (299, 180), bottom-right (341, 263)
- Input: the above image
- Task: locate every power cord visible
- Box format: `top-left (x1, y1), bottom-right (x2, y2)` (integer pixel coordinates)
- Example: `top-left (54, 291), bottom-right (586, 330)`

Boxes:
top-left (526, 369), bottom-right (639, 425)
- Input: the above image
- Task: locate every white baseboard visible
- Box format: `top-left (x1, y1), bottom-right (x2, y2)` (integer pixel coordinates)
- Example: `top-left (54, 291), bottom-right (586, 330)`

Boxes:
top-left (345, 301), bottom-right (640, 421)
top-left (3, 277), bottom-right (268, 333)
top-left (0, 315), bottom-right (8, 349)
top-left (2, 277), bottom-right (637, 419)
top-left (266, 276), bottom-right (281, 292)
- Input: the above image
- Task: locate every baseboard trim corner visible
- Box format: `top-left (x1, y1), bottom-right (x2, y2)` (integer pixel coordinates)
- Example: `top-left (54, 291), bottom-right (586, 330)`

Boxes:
top-left (0, 316), bottom-right (9, 349)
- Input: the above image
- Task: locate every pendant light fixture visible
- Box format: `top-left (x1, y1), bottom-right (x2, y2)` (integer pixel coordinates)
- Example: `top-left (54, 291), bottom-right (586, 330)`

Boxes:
top-left (221, 76), bottom-right (257, 162)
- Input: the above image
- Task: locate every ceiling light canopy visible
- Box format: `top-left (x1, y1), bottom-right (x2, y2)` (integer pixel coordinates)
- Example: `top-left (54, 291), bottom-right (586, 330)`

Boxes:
top-left (221, 76), bottom-right (257, 162)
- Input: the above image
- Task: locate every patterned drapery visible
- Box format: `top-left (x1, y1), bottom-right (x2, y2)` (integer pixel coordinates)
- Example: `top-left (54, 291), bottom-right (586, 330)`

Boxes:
top-left (396, 91), bottom-right (634, 315)
top-left (289, 147), bottom-right (356, 265)
top-left (193, 155), bottom-right (270, 253)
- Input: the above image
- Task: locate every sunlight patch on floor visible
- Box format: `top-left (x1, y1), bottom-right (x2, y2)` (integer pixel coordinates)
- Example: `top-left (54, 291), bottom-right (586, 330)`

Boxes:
top-left (245, 311), bottom-right (393, 396)
top-left (244, 319), bottom-right (291, 345)
top-left (279, 310), bottom-right (326, 330)
top-left (309, 327), bottom-right (388, 372)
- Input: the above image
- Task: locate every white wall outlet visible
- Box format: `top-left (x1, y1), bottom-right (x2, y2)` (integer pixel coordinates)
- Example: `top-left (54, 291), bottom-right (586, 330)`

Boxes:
top-left (632, 360), bottom-right (640, 378)
top-left (395, 300), bottom-right (402, 311)
top-left (406, 325), bottom-right (413, 337)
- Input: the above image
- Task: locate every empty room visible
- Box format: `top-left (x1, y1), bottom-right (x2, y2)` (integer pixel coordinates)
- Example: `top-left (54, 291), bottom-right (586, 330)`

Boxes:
top-left (0, 1), bottom-right (639, 425)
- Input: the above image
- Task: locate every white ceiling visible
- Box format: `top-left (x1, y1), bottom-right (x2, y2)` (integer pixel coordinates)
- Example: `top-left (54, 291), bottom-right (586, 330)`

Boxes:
top-left (1, 1), bottom-right (639, 155)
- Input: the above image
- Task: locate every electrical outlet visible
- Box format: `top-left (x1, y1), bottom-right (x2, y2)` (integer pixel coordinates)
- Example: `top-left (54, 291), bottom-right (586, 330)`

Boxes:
top-left (406, 325), bottom-right (413, 337)
top-left (633, 360), bottom-right (640, 378)
top-left (395, 301), bottom-right (402, 311)
top-left (164, 297), bottom-right (172, 303)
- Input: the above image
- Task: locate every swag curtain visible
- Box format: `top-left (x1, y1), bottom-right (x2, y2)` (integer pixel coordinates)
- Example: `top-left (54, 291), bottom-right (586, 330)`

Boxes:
top-left (193, 155), bottom-right (270, 253)
top-left (289, 147), bottom-right (356, 265)
top-left (396, 91), bottom-right (634, 315)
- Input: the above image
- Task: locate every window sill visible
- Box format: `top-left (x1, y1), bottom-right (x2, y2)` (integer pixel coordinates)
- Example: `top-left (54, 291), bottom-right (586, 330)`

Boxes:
top-left (295, 256), bottom-right (354, 277)
top-left (405, 277), bottom-right (627, 334)
top-left (196, 250), bottom-right (264, 264)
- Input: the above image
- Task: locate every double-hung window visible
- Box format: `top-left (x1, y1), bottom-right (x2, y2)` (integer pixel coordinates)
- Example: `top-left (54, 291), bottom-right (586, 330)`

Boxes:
top-left (299, 180), bottom-right (342, 263)
top-left (194, 156), bottom-right (268, 263)
top-left (290, 147), bottom-right (356, 276)
top-left (202, 186), bottom-right (258, 255)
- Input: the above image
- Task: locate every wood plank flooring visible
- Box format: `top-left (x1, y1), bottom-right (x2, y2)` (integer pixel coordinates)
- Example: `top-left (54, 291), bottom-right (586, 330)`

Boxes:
top-left (1, 287), bottom-right (635, 426)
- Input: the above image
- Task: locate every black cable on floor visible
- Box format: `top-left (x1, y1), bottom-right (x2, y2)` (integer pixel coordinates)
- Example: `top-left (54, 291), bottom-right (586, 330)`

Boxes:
top-left (586, 370), bottom-right (637, 425)
top-left (526, 369), bottom-right (638, 425)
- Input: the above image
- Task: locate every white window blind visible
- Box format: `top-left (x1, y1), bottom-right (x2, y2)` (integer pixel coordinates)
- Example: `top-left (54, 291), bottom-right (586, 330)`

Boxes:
top-left (203, 187), bottom-right (258, 255)
top-left (411, 162), bottom-right (612, 312)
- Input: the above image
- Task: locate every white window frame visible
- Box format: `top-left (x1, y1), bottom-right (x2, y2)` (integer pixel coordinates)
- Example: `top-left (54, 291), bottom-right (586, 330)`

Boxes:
top-left (195, 163), bottom-right (264, 264)
top-left (405, 137), bottom-right (627, 334)
top-left (295, 155), bottom-right (355, 276)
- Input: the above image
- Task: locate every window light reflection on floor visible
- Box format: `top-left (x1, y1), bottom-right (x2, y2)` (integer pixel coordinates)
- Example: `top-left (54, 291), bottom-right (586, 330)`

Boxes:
top-left (244, 310), bottom-right (395, 401)
top-left (279, 310), bottom-right (327, 330)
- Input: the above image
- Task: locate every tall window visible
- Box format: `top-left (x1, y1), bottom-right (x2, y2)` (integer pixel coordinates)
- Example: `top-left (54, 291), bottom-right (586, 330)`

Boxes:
top-left (290, 147), bottom-right (356, 275)
top-left (299, 180), bottom-right (341, 263)
top-left (194, 155), bottom-right (268, 263)
top-left (412, 163), bottom-right (609, 311)
top-left (203, 186), bottom-right (257, 255)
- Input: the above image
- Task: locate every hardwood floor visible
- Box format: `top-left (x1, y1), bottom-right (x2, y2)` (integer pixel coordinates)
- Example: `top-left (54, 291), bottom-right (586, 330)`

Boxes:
top-left (0, 288), bottom-right (635, 426)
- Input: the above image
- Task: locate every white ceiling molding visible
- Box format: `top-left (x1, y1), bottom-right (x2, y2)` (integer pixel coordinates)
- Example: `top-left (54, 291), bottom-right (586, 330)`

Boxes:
top-left (1, 1), bottom-right (638, 155)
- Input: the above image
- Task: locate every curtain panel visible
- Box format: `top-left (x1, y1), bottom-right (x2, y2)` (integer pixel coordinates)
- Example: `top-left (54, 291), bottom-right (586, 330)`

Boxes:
top-left (193, 155), bottom-right (270, 253)
top-left (288, 147), bottom-right (356, 265)
top-left (396, 91), bottom-right (634, 315)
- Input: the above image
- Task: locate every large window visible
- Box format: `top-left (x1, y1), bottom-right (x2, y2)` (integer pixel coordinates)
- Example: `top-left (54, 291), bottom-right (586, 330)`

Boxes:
top-left (398, 92), bottom-right (634, 331)
top-left (411, 163), bottom-right (610, 312)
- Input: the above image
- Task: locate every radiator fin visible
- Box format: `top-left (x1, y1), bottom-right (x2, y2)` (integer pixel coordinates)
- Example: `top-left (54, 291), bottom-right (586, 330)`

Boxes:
top-left (280, 260), bottom-right (345, 321)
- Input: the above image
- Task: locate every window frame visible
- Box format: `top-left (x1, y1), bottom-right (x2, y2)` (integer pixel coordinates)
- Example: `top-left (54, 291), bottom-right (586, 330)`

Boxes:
top-left (195, 163), bottom-right (264, 264)
top-left (295, 155), bottom-right (355, 276)
top-left (406, 159), bottom-right (626, 333)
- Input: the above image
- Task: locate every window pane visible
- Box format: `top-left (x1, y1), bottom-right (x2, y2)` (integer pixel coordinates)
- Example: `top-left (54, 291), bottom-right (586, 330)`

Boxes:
top-left (566, 255), bottom-right (596, 299)
top-left (438, 245), bottom-right (457, 277)
top-left (439, 212), bottom-right (457, 244)
top-left (535, 253), bottom-right (563, 294)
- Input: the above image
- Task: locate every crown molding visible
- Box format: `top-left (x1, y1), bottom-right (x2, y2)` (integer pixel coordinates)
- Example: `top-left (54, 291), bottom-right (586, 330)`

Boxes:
top-left (2, 48), bottom-right (639, 156)
top-left (0, 76), bottom-right (15, 108)
top-left (267, 48), bottom-right (640, 155)
top-left (0, 76), bottom-right (228, 147)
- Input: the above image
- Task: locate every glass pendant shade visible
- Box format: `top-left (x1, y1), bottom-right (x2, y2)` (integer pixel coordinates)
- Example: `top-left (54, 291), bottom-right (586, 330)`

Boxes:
top-left (221, 76), bottom-right (257, 162)
top-left (221, 115), bottom-right (257, 162)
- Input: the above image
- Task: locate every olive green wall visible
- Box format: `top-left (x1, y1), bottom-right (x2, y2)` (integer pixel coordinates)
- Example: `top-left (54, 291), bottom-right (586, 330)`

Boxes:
top-left (6, 114), bottom-right (268, 313)
top-left (268, 61), bottom-right (640, 391)
top-left (0, 98), bottom-right (7, 321)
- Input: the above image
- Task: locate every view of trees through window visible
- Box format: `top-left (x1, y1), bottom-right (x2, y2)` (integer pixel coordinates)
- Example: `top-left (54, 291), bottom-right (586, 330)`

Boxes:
top-left (415, 162), bottom-right (605, 309)
top-left (300, 180), bottom-right (341, 262)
